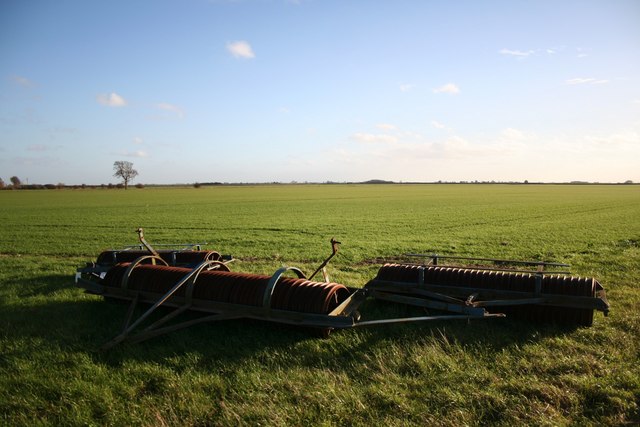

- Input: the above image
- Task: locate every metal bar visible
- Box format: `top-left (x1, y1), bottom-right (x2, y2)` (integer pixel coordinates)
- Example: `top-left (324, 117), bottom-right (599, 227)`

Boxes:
top-left (110, 259), bottom-right (217, 344)
top-left (404, 253), bottom-right (570, 268)
top-left (127, 312), bottom-right (244, 345)
top-left (368, 279), bottom-right (609, 312)
top-left (366, 282), bottom-right (468, 305)
top-left (328, 288), bottom-right (368, 317)
top-left (371, 291), bottom-right (487, 316)
top-left (309, 238), bottom-right (340, 281)
top-left (142, 305), bottom-right (191, 332)
top-left (136, 228), bottom-right (160, 258)
top-left (469, 298), bottom-right (547, 307)
top-left (123, 243), bottom-right (208, 249)
top-left (262, 266), bottom-right (306, 309)
top-left (354, 313), bottom-right (504, 327)
top-left (99, 286), bottom-right (357, 328)
top-left (121, 255), bottom-right (169, 290)
top-left (122, 293), bottom-right (140, 330)
top-left (399, 263), bottom-right (571, 275)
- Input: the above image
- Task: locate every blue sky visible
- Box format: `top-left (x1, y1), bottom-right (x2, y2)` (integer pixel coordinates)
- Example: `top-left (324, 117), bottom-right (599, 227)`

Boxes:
top-left (1, 0), bottom-right (639, 184)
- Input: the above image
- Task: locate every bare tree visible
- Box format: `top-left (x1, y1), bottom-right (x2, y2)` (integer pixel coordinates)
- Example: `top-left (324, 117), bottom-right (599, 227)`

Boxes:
top-left (113, 161), bottom-right (138, 190)
top-left (10, 176), bottom-right (21, 188)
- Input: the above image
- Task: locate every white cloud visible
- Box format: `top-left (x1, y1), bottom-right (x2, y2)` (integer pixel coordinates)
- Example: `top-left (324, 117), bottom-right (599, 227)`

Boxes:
top-left (399, 83), bottom-right (414, 92)
top-left (133, 137), bottom-right (143, 144)
top-left (226, 41), bottom-right (255, 59)
top-left (156, 102), bottom-right (184, 118)
top-left (583, 131), bottom-right (640, 148)
top-left (431, 120), bottom-right (446, 129)
top-left (565, 78), bottom-right (609, 85)
top-left (433, 83), bottom-right (460, 95)
top-left (376, 123), bottom-right (397, 131)
top-left (499, 48), bottom-right (535, 57)
top-left (576, 47), bottom-right (590, 58)
top-left (278, 107), bottom-right (291, 114)
top-left (11, 75), bottom-right (34, 87)
top-left (97, 92), bottom-right (127, 107)
top-left (350, 133), bottom-right (398, 144)
top-left (324, 125), bottom-right (640, 183)
top-left (500, 128), bottom-right (528, 141)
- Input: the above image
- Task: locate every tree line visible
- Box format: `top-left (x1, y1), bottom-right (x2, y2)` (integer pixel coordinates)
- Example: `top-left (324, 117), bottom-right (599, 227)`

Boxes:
top-left (1, 161), bottom-right (140, 190)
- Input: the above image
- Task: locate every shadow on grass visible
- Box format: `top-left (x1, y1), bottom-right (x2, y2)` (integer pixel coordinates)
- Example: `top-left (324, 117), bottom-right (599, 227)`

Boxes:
top-left (1, 273), bottom-right (586, 374)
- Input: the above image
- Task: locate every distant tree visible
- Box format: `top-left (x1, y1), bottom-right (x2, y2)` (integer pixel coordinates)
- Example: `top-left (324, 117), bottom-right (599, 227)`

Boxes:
top-left (0, 178), bottom-right (4, 189)
top-left (113, 161), bottom-right (138, 190)
top-left (624, 180), bottom-right (633, 184)
top-left (10, 176), bottom-right (21, 188)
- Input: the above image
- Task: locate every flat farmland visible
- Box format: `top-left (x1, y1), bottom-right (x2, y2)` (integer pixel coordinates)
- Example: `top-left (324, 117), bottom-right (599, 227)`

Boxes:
top-left (1, 184), bottom-right (639, 425)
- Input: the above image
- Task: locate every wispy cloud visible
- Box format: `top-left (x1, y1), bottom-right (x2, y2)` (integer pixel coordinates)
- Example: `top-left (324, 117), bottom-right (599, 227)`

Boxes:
top-left (584, 131), bottom-right (640, 148)
top-left (97, 92), bottom-right (127, 107)
top-left (431, 120), bottom-right (447, 130)
top-left (376, 123), bottom-right (397, 131)
top-left (565, 78), bottom-right (609, 85)
top-left (11, 75), bottom-right (34, 88)
top-left (27, 144), bottom-right (61, 152)
top-left (226, 41), bottom-right (255, 59)
top-left (499, 48), bottom-right (535, 57)
top-left (350, 133), bottom-right (398, 144)
top-left (433, 83), bottom-right (460, 95)
top-left (499, 128), bottom-right (534, 142)
top-left (576, 47), bottom-right (590, 58)
top-left (399, 83), bottom-right (414, 92)
top-left (156, 102), bottom-right (184, 118)
top-left (326, 126), bottom-right (640, 183)
top-left (133, 137), bottom-right (144, 144)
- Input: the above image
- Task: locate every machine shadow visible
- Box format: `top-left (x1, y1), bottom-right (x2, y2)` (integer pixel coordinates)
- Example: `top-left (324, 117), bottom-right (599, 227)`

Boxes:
top-left (2, 273), bottom-right (587, 374)
top-left (90, 297), bottom-right (585, 371)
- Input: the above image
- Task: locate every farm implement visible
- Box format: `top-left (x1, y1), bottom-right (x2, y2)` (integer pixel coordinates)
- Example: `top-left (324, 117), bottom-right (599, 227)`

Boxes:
top-left (75, 229), bottom-right (609, 349)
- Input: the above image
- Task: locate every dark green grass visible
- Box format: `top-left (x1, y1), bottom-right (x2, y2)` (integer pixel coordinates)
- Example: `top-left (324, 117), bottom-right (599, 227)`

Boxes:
top-left (1, 185), bottom-right (639, 425)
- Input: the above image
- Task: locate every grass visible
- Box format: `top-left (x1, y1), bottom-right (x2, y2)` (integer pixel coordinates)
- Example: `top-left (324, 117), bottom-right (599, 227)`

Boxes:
top-left (0, 184), bottom-right (639, 425)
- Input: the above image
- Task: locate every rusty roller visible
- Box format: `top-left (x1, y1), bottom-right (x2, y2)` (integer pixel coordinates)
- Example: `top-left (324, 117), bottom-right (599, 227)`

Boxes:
top-left (372, 263), bottom-right (606, 326)
top-left (102, 263), bottom-right (350, 314)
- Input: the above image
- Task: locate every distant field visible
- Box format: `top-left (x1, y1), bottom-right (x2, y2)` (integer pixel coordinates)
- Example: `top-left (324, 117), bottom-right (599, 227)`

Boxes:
top-left (1, 184), bottom-right (639, 425)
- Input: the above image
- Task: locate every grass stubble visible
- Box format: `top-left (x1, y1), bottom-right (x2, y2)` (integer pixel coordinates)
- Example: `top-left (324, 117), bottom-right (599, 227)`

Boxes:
top-left (0, 184), bottom-right (638, 425)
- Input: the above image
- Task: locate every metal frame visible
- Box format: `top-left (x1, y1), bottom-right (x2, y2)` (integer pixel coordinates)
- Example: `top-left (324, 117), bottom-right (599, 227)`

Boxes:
top-left (78, 258), bottom-right (498, 349)
top-left (74, 232), bottom-right (608, 349)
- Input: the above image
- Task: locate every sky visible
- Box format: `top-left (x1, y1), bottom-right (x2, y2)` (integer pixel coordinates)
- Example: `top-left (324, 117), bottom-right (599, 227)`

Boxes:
top-left (1, 0), bottom-right (639, 185)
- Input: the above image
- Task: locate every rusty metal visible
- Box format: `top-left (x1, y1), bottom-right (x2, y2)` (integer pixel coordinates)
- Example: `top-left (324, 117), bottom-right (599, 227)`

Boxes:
top-left (308, 237), bottom-right (341, 282)
top-left (75, 230), bottom-right (609, 349)
top-left (369, 263), bottom-right (609, 326)
top-left (136, 227), bottom-right (159, 258)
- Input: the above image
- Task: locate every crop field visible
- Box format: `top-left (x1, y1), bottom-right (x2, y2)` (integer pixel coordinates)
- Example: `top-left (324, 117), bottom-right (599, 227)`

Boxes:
top-left (1, 184), bottom-right (639, 425)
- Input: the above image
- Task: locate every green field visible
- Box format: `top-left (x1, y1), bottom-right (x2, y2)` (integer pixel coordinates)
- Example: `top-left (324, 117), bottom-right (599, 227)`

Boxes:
top-left (1, 184), bottom-right (639, 425)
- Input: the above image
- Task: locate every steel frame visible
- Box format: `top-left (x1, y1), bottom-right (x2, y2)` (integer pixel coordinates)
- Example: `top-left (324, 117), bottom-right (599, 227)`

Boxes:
top-left (74, 232), bottom-right (609, 349)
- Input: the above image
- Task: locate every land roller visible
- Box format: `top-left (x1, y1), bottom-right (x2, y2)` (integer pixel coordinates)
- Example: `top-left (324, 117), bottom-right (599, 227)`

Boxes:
top-left (75, 229), bottom-right (609, 349)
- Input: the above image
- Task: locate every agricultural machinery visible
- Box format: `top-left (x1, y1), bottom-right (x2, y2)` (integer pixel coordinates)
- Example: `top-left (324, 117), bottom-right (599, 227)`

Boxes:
top-left (75, 229), bottom-right (609, 349)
